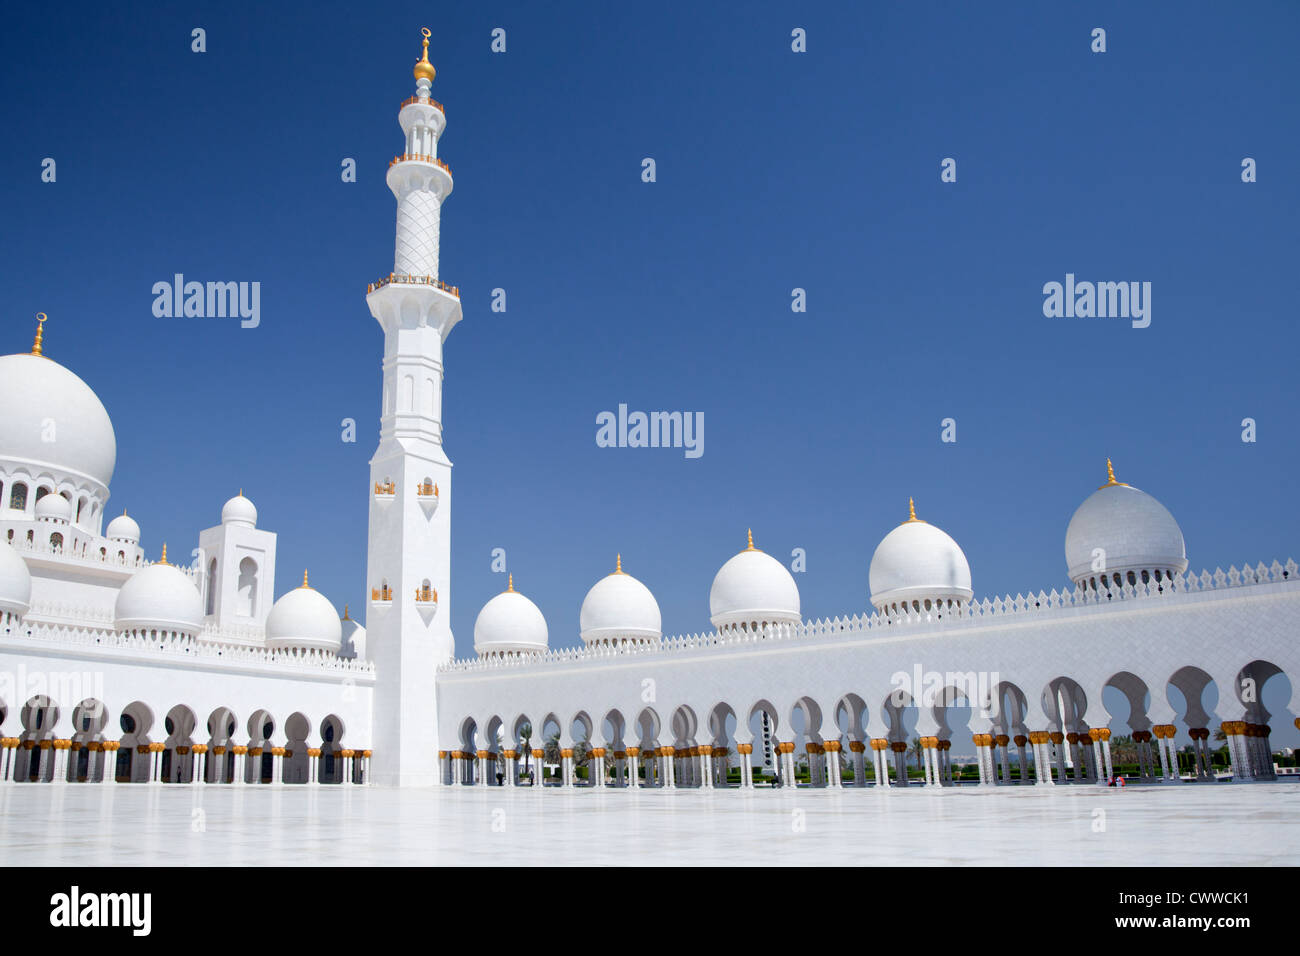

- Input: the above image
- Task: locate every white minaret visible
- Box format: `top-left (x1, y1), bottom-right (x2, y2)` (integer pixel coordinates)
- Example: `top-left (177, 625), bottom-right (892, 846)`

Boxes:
top-left (366, 28), bottom-right (461, 787)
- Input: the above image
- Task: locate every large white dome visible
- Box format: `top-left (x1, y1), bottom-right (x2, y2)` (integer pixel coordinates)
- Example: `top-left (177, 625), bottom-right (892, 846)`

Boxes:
top-left (869, 500), bottom-right (972, 616)
top-left (709, 532), bottom-right (801, 631)
top-left (266, 573), bottom-right (343, 653)
top-left (474, 577), bottom-right (549, 655)
top-left (0, 351), bottom-right (116, 490)
top-left (579, 558), bottom-right (661, 645)
top-left (1065, 461), bottom-right (1187, 587)
top-left (0, 539), bottom-right (32, 617)
top-left (114, 549), bottom-right (203, 635)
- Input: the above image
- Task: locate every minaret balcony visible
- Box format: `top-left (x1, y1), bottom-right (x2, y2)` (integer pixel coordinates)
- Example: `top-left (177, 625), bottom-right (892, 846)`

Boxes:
top-left (414, 583), bottom-right (438, 623)
top-left (389, 153), bottom-right (451, 176)
top-left (370, 585), bottom-right (394, 608)
top-left (385, 153), bottom-right (453, 200)
top-left (374, 480), bottom-right (396, 501)
top-left (416, 480), bottom-right (440, 517)
top-left (400, 94), bottom-right (445, 115)
top-left (366, 273), bottom-right (460, 298)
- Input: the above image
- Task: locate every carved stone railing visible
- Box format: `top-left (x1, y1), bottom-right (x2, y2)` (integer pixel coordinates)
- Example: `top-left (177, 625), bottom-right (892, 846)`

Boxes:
top-left (438, 558), bottom-right (1298, 674)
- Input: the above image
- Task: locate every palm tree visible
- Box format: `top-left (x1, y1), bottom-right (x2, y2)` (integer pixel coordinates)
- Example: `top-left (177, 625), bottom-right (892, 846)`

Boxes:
top-left (910, 737), bottom-right (924, 777)
top-left (543, 731), bottom-right (561, 780)
top-left (519, 723), bottom-right (533, 782)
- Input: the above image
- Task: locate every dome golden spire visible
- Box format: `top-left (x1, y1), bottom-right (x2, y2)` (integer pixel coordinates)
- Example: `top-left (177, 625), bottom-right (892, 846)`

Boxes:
top-left (904, 497), bottom-right (925, 523)
top-left (413, 27), bottom-right (436, 83)
top-left (745, 528), bottom-right (755, 551)
top-left (614, 554), bottom-right (623, 574)
top-left (1099, 458), bottom-right (1129, 489)
top-left (158, 543), bottom-right (169, 566)
top-left (31, 312), bottom-right (47, 357)
top-left (506, 573), bottom-right (514, 592)
top-left (300, 569), bottom-right (311, 589)
top-left (343, 603), bottom-right (350, 620)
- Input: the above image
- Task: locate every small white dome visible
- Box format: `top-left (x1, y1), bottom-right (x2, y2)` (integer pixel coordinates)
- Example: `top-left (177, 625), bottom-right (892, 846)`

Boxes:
top-left (709, 532), bottom-right (801, 631)
top-left (221, 492), bottom-right (257, 528)
top-left (105, 511), bottom-right (140, 543)
top-left (869, 501), bottom-right (973, 616)
top-left (475, 577), bottom-right (549, 655)
top-left (34, 493), bottom-right (72, 523)
top-left (0, 539), bottom-right (33, 616)
top-left (114, 549), bottom-right (203, 635)
top-left (266, 573), bottom-right (343, 653)
top-left (579, 558), bottom-right (661, 645)
top-left (340, 606), bottom-right (366, 659)
top-left (1065, 461), bottom-right (1187, 587)
top-left (0, 351), bottom-right (117, 490)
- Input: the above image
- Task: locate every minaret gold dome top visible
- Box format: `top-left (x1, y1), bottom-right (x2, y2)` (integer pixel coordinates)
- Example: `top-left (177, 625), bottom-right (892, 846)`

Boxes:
top-left (1099, 457), bottom-right (1129, 490)
top-left (413, 27), bottom-right (436, 83)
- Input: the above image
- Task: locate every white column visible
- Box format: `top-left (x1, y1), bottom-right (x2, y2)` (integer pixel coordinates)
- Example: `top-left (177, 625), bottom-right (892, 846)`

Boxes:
top-left (1035, 741), bottom-right (1052, 786)
top-left (741, 750), bottom-right (753, 788)
top-left (1155, 736), bottom-right (1172, 781)
top-left (52, 745), bottom-right (68, 785)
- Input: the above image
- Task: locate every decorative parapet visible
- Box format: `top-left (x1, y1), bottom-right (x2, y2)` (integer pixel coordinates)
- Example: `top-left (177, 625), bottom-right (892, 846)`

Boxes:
top-left (438, 558), bottom-right (1298, 674)
top-left (387, 153), bottom-right (451, 176)
top-left (6, 617), bottom-right (373, 678)
top-left (9, 535), bottom-right (147, 571)
top-left (399, 94), bottom-right (445, 114)
top-left (366, 273), bottom-right (459, 298)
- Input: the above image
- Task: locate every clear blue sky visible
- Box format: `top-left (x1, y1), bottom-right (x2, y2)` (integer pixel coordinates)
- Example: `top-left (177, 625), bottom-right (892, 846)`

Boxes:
top-left (3, 0), bottom-right (1298, 693)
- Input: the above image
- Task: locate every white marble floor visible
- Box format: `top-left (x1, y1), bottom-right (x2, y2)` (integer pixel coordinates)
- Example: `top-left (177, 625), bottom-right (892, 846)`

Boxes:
top-left (2, 782), bottom-right (1297, 866)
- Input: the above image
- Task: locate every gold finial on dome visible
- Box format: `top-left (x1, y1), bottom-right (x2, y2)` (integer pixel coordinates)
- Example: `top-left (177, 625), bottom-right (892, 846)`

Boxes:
top-left (615, 554), bottom-right (623, 574)
top-left (31, 313), bottom-right (47, 357)
top-left (343, 604), bottom-right (350, 620)
top-left (745, 529), bottom-right (755, 551)
top-left (904, 497), bottom-right (927, 524)
top-left (413, 27), bottom-right (436, 83)
top-left (1099, 458), bottom-right (1129, 489)
top-left (300, 569), bottom-right (310, 589)
top-left (506, 573), bottom-right (514, 592)
top-left (159, 543), bottom-right (169, 566)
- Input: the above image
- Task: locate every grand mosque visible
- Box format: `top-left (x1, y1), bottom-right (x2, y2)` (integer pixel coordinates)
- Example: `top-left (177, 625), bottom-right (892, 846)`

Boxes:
top-left (1, 32), bottom-right (1296, 793)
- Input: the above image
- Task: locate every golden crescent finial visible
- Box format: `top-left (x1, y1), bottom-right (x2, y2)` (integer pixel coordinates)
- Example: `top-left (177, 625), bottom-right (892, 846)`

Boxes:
top-left (159, 543), bottom-right (168, 565)
top-left (343, 603), bottom-right (350, 620)
top-left (745, 528), bottom-right (755, 551)
top-left (31, 312), bottom-right (47, 357)
top-left (301, 569), bottom-right (310, 588)
top-left (615, 554), bottom-right (623, 574)
top-left (414, 27), bottom-right (436, 82)
top-left (507, 573), bottom-right (514, 592)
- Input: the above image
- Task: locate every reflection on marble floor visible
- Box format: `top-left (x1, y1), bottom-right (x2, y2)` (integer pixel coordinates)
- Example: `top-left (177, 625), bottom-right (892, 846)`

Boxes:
top-left (2, 782), bottom-right (1297, 866)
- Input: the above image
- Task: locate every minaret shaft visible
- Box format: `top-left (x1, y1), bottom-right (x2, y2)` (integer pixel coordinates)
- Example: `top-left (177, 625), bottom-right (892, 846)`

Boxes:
top-left (366, 31), bottom-right (461, 787)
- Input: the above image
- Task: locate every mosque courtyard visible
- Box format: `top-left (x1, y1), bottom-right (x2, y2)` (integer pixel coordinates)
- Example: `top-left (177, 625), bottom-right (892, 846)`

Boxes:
top-left (3, 781), bottom-right (1295, 866)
